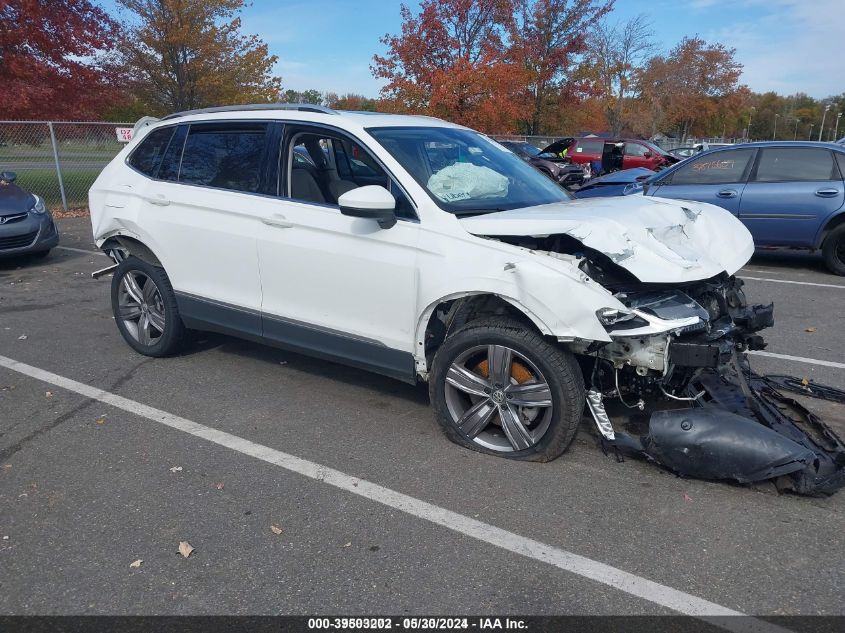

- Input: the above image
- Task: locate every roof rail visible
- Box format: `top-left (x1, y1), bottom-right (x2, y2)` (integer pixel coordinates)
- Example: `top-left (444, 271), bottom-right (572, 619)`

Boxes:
top-left (161, 103), bottom-right (337, 121)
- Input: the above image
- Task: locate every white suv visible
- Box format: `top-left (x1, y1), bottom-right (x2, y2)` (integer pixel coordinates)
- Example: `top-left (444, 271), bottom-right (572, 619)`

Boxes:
top-left (90, 104), bottom-right (808, 478)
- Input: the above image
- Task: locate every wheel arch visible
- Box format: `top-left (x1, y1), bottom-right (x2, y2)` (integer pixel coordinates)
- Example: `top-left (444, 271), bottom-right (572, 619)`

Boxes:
top-left (100, 233), bottom-right (164, 267)
top-left (817, 209), bottom-right (845, 249)
top-left (414, 292), bottom-right (555, 378)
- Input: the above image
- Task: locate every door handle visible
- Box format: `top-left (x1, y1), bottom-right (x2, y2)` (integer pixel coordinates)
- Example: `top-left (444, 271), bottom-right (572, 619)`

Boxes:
top-left (815, 188), bottom-right (840, 197)
top-left (716, 189), bottom-right (737, 199)
top-left (261, 214), bottom-right (294, 229)
top-left (145, 194), bottom-right (170, 206)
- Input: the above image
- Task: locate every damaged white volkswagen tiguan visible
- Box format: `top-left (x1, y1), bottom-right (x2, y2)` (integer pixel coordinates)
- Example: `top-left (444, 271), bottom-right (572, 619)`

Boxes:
top-left (89, 105), bottom-right (845, 495)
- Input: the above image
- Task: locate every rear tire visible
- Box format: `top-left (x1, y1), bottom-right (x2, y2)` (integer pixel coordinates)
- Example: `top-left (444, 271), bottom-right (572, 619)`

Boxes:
top-left (111, 256), bottom-right (185, 357)
top-left (429, 317), bottom-right (585, 462)
top-left (822, 224), bottom-right (845, 275)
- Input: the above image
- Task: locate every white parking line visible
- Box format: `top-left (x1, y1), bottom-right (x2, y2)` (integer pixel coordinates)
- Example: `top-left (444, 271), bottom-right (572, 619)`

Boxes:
top-left (741, 275), bottom-right (845, 290)
top-left (749, 350), bottom-right (845, 370)
top-left (0, 354), bottom-right (789, 633)
top-left (56, 245), bottom-right (104, 256)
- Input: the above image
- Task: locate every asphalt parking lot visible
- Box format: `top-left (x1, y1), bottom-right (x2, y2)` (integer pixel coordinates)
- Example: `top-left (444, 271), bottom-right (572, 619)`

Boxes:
top-left (1, 217), bottom-right (843, 618)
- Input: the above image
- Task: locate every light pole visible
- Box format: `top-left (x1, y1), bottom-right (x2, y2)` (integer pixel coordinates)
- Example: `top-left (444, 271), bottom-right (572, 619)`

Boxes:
top-left (809, 123), bottom-right (815, 140)
top-left (818, 104), bottom-right (831, 141)
top-left (773, 114), bottom-right (779, 140)
top-left (747, 106), bottom-right (755, 140)
top-left (833, 112), bottom-right (842, 141)
top-left (792, 117), bottom-right (799, 140)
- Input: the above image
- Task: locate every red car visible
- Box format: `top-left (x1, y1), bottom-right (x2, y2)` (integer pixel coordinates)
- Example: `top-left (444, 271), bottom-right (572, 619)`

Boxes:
top-left (543, 137), bottom-right (678, 174)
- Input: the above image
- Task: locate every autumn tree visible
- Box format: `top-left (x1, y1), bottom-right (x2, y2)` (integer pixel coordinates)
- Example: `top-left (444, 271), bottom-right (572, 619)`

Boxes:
top-left (372, 0), bottom-right (528, 133)
top-left (589, 14), bottom-right (653, 136)
top-left (508, 0), bottom-right (613, 134)
top-left (0, 0), bottom-right (123, 119)
top-left (118, 0), bottom-right (281, 115)
top-left (638, 37), bottom-right (742, 141)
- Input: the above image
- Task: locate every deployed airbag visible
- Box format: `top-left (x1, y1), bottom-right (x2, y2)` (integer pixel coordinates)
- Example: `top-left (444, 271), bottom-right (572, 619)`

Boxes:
top-left (428, 163), bottom-right (509, 202)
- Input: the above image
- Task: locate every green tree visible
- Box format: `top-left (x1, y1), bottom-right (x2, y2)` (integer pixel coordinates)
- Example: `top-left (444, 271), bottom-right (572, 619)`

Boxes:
top-left (118, 0), bottom-right (281, 115)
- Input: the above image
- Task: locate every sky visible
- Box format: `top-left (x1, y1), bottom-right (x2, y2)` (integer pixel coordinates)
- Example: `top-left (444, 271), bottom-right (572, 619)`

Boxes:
top-left (103, 0), bottom-right (845, 99)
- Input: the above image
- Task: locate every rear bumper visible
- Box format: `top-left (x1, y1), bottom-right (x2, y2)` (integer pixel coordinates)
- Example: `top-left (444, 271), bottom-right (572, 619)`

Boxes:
top-left (0, 212), bottom-right (60, 258)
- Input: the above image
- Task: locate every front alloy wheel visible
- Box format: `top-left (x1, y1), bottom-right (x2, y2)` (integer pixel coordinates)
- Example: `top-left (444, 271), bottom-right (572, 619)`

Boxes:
top-left (445, 344), bottom-right (554, 452)
top-left (430, 318), bottom-right (584, 462)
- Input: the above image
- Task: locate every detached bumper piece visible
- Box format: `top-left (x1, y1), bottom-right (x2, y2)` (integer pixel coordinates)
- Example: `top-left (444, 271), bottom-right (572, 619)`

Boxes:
top-left (606, 366), bottom-right (845, 496)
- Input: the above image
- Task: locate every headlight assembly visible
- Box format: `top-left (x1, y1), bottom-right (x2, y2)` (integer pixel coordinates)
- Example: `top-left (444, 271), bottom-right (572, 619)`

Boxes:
top-left (30, 194), bottom-right (47, 215)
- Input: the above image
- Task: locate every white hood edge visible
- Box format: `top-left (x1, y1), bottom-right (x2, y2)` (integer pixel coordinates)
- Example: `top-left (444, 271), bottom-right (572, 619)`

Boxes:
top-left (459, 195), bottom-right (754, 284)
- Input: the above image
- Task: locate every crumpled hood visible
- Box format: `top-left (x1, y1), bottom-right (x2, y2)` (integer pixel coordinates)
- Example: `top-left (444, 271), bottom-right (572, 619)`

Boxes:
top-left (459, 195), bottom-right (754, 283)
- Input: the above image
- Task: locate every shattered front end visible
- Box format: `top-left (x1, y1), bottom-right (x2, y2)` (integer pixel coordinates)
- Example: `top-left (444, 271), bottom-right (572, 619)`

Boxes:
top-left (573, 275), bottom-right (845, 496)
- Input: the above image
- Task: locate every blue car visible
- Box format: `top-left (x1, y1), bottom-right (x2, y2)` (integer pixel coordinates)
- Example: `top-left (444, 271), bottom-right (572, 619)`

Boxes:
top-left (642, 142), bottom-right (845, 274)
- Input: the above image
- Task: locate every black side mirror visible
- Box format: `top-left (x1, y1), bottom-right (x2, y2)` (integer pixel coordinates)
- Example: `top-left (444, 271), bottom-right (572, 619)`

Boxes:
top-left (0, 171), bottom-right (17, 183)
top-left (643, 151), bottom-right (653, 159)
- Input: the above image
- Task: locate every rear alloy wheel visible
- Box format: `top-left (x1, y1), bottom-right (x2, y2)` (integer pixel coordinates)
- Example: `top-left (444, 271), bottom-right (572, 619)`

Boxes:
top-left (822, 224), bottom-right (845, 275)
top-left (111, 256), bottom-right (185, 356)
top-left (429, 318), bottom-right (584, 462)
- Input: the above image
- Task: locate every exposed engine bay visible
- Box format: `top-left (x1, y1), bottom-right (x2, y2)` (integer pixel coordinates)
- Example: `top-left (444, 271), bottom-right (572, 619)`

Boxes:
top-left (497, 233), bottom-right (845, 495)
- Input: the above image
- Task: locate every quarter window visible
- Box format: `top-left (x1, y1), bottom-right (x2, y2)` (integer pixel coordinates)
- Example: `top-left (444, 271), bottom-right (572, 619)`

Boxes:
top-left (575, 140), bottom-right (603, 154)
top-left (669, 149), bottom-right (756, 185)
top-left (127, 127), bottom-right (175, 177)
top-left (754, 148), bottom-right (837, 182)
top-left (179, 123), bottom-right (268, 193)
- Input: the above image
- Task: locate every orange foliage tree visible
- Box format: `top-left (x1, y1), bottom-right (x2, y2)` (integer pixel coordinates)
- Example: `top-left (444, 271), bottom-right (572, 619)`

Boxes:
top-left (372, 0), bottom-right (529, 133)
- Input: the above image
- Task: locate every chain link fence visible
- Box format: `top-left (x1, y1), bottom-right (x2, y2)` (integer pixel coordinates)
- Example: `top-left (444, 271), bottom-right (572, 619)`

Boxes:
top-left (0, 121), bottom-right (131, 211)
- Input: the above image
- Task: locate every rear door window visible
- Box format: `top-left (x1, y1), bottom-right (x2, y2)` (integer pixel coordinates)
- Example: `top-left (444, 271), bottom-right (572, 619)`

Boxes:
top-left (753, 148), bottom-right (838, 182)
top-left (669, 149), bottom-right (756, 185)
top-left (179, 123), bottom-right (269, 193)
top-left (127, 127), bottom-right (175, 177)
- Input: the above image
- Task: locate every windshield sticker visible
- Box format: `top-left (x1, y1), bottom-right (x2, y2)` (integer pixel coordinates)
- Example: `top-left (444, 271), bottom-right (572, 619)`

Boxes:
top-left (468, 147), bottom-right (483, 155)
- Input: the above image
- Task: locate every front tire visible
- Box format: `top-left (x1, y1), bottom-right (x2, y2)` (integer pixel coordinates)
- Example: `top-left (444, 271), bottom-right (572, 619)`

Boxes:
top-left (429, 318), bottom-right (585, 462)
top-left (111, 256), bottom-right (185, 356)
top-left (822, 224), bottom-right (845, 275)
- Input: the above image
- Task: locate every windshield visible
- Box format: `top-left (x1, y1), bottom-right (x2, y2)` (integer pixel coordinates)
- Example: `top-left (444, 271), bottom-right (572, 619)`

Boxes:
top-left (368, 126), bottom-right (572, 215)
top-left (513, 142), bottom-right (542, 157)
top-left (644, 141), bottom-right (670, 157)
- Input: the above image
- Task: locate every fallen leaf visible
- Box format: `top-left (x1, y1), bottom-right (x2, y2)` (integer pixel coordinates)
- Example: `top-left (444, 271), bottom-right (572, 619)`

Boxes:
top-left (178, 541), bottom-right (194, 558)
top-left (95, 418), bottom-right (106, 425)
top-left (129, 559), bottom-right (142, 568)
top-left (169, 466), bottom-right (182, 473)
top-left (342, 542), bottom-right (351, 548)
top-left (683, 493), bottom-right (693, 502)
top-left (45, 391), bottom-right (53, 398)
top-left (805, 327), bottom-right (817, 333)
top-left (215, 482), bottom-right (224, 490)
top-left (270, 525), bottom-right (283, 535)
top-left (17, 335), bottom-right (27, 340)
top-left (801, 377), bottom-right (810, 387)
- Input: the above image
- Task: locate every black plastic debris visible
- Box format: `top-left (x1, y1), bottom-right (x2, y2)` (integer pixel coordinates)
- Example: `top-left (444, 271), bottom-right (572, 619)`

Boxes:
top-left (607, 361), bottom-right (845, 496)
